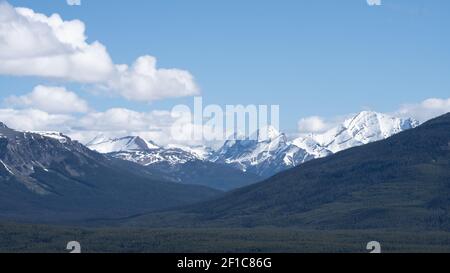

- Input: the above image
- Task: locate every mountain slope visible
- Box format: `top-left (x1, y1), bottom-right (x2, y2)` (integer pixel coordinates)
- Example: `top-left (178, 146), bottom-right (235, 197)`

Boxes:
top-left (0, 123), bottom-right (220, 223)
top-left (144, 160), bottom-right (261, 191)
top-left (128, 113), bottom-right (450, 230)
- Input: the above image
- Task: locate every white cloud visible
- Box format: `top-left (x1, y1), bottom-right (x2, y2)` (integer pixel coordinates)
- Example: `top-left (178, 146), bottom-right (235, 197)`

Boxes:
top-left (0, 108), bottom-right (73, 132)
top-left (396, 98), bottom-right (450, 123)
top-left (0, 104), bottom-right (226, 147)
top-left (75, 108), bottom-right (211, 146)
top-left (0, 106), bottom-right (199, 146)
top-left (107, 56), bottom-right (199, 101)
top-left (297, 115), bottom-right (349, 135)
top-left (367, 0), bottom-right (382, 6)
top-left (0, 3), bottom-right (113, 82)
top-left (5, 85), bottom-right (89, 114)
top-left (0, 108), bottom-right (150, 143)
top-left (67, 0), bottom-right (81, 6)
top-left (298, 116), bottom-right (331, 134)
top-left (0, 2), bottom-right (199, 102)
top-left (78, 108), bottom-right (165, 132)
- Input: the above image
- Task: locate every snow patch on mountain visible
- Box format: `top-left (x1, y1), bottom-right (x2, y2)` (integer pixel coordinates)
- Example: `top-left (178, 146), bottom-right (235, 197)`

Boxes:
top-left (111, 149), bottom-right (198, 166)
top-left (31, 131), bottom-right (70, 144)
top-left (166, 144), bottom-right (213, 160)
top-left (0, 159), bottom-right (14, 175)
top-left (87, 136), bottom-right (159, 154)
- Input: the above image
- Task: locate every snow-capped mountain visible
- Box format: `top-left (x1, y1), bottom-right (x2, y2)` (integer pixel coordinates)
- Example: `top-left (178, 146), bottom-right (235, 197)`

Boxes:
top-left (86, 135), bottom-right (159, 154)
top-left (87, 136), bottom-right (199, 166)
top-left (309, 111), bottom-right (419, 153)
top-left (211, 111), bottom-right (419, 177)
top-left (209, 126), bottom-right (297, 177)
top-left (209, 125), bottom-right (331, 177)
top-left (85, 111), bottom-right (419, 179)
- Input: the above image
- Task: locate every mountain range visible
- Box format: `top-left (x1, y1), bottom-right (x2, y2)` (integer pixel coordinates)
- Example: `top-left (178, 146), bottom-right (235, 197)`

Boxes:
top-left (87, 111), bottom-right (419, 180)
top-left (0, 110), bottom-right (422, 223)
top-left (86, 136), bottom-right (259, 191)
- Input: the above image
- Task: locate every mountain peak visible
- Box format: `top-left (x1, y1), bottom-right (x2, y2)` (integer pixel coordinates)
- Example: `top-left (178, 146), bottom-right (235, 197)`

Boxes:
top-left (345, 110), bottom-right (384, 126)
top-left (86, 135), bottom-right (159, 154)
top-left (0, 122), bottom-right (8, 129)
top-left (314, 111), bottom-right (419, 153)
top-left (347, 111), bottom-right (419, 127)
top-left (256, 125), bottom-right (283, 142)
top-left (356, 110), bottom-right (379, 117)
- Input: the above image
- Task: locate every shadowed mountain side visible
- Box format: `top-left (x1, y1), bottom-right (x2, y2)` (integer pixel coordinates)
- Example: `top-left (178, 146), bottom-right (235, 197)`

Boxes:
top-left (0, 125), bottom-right (221, 223)
top-left (145, 160), bottom-right (262, 191)
top-left (122, 113), bottom-right (450, 230)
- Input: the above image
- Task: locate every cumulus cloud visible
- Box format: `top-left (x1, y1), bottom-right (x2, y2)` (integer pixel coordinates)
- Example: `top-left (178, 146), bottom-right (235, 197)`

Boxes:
top-left (74, 108), bottom-right (175, 144)
top-left (297, 115), bottom-right (349, 135)
top-left (0, 108), bottom-right (74, 132)
top-left (74, 108), bottom-right (215, 146)
top-left (396, 98), bottom-right (450, 123)
top-left (367, 0), bottom-right (382, 6)
top-left (0, 106), bottom-right (202, 146)
top-left (0, 1), bottom-right (199, 102)
top-left (107, 56), bottom-right (200, 101)
top-left (78, 108), bottom-right (165, 132)
top-left (67, 0), bottom-right (81, 6)
top-left (4, 85), bottom-right (89, 114)
top-left (298, 116), bottom-right (331, 134)
top-left (0, 3), bottom-right (113, 82)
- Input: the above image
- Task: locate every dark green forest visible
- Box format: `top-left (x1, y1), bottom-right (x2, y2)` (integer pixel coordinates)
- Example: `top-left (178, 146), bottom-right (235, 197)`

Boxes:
top-left (3, 222), bottom-right (450, 253)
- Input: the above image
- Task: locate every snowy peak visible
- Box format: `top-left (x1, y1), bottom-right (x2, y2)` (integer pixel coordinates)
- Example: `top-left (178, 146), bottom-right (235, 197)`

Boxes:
top-left (211, 126), bottom-right (290, 175)
top-left (291, 136), bottom-right (331, 158)
top-left (87, 136), bottom-right (159, 154)
top-left (86, 135), bottom-right (210, 167)
top-left (256, 125), bottom-right (283, 142)
top-left (312, 111), bottom-right (419, 153)
top-left (344, 111), bottom-right (418, 143)
top-left (0, 122), bottom-right (8, 129)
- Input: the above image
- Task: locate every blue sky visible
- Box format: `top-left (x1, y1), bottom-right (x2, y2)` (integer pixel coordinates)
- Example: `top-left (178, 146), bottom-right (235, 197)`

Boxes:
top-left (0, 0), bottom-right (449, 143)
